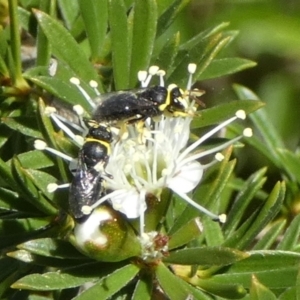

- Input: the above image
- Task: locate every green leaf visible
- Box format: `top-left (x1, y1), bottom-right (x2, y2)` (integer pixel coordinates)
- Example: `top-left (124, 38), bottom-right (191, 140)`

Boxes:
top-left (17, 238), bottom-right (85, 259)
top-left (0, 55), bottom-right (9, 78)
top-left (179, 22), bottom-right (229, 52)
top-left (79, 0), bottom-right (108, 62)
top-left (153, 32), bottom-right (180, 72)
top-left (36, 99), bottom-right (70, 182)
top-left (11, 150), bottom-right (54, 170)
top-left (207, 250), bottom-right (300, 290)
top-left (250, 275), bottom-right (277, 300)
top-left (202, 219), bottom-right (224, 246)
top-left (276, 214), bottom-right (300, 251)
top-left (0, 217), bottom-right (50, 238)
top-left (223, 168), bottom-right (267, 236)
top-left (168, 217), bottom-right (202, 250)
top-left (132, 277), bottom-right (152, 300)
top-left (32, 9), bottom-right (100, 85)
top-left (17, 6), bottom-right (31, 32)
top-left (194, 278), bottom-right (247, 299)
top-left (231, 123), bottom-right (280, 170)
top-left (168, 147), bottom-right (235, 235)
top-left (28, 294), bottom-right (54, 300)
top-left (11, 157), bottom-right (57, 214)
top-left (11, 271), bottom-right (97, 291)
top-left (0, 157), bottom-right (19, 191)
top-left (278, 287), bottom-right (297, 300)
top-left (57, 0), bottom-right (80, 29)
top-left (253, 220), bottom-right (286, 250)
top-left (0, 187), bottom-right (37, 213)
top-left (156, 262), bottom-right (209, 300)
top-left (168, 31), bottom-right (232, 86)
top-left (297, 267), bottom-right (300, 300)
top-left (198, 58), bottom-right (257, 80)
top-left (156, 0), bottom-right (190, 37)
top-left (25, 75), bottom-right (93, 113)
top-left (224, 181), bottom-right (286, 249)
top-left (129, 0), bottom-right (157, 87)
top-left (233, 84), bottom-right (285, 154)
top-left (191, 100), bottom-right (265, 129)
top-left (2, 116), bottom-right (42, 139)
top-left (8, 250), bottom-right (88, 268)
top-left (163, 247), bottom-right (248, 266)
top-left (108, 0), bottom-right (130, 89)
top-left (25, 168), bottom-right (62, 201)
top-left (277, 149), bottom-right (300, 183)
top-left (0, 257), bottom-right (24, 299)
top-left (73, 264), bottom-right (139, 299)
top-left (0, 257), bottom-right (22, 282)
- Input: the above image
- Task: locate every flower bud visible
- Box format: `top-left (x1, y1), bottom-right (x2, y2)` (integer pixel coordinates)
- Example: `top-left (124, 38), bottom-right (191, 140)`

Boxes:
top-left (69, 206), bottom-right (141, 262)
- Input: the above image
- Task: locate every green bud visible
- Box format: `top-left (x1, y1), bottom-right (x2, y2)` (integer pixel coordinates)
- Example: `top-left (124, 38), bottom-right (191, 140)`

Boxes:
top-left (69, 205), bottom-right (142, 262)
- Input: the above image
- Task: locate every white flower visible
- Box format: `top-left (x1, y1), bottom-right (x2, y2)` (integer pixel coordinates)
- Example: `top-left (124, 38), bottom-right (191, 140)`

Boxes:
top-left (86, 108), bottom-right (250, 234)
top-left (81, 65), bottom-right (251, 235)
top-left (39, 63), bottom-right (252, 238)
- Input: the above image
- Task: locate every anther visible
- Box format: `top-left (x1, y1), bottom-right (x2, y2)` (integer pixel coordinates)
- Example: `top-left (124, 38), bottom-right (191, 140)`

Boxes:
top-left (243, 128), bottom-right (253, 137)
top-left (148, 65), bottom-right (159, 75)
top-left (215, 152), bottom-right (225, 161)
top-left (236, 110), bottom-right (246, 120)
top-left (218, 214), bottom-right (227, 223)
top-left (34, 140), bottom-right (47, 150)
top-left (188, 63), bottom-right (197, 74)
top-left (44, 106), bottom-right (57, 116)
top-left (70, 77), bottom-right (80, 85)
top-left (73, 105), bottom-right (84, 116)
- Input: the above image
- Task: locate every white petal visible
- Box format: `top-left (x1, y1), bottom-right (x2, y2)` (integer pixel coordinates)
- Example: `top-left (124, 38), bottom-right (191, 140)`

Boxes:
top-left (168, 161), bottom-right (203, 193)
top-left (110, 189), bottom-right (146, 219)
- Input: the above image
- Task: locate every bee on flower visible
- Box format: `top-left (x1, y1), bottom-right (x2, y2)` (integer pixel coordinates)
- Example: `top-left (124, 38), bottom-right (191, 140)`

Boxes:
top-left (35, 63), bottom-right (252, 260)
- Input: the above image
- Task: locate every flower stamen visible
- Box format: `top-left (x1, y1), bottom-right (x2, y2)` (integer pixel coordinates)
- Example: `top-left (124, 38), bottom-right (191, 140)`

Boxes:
top-left (174, 188), bottom-right (226, 223)
top-left (34, 140), bottom-right (74, 162)
top-left (70, 77), bottom-right (96, 109)
top-left (187, 63), bottom-right (197, 91)
top-left (177, 110), bottom-right (246, 163)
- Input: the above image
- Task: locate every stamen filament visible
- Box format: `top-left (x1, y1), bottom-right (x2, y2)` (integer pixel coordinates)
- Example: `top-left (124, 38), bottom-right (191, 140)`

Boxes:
top-left (53, 112), bottom-right (85, 133)
top-left (34, 140), bottom-right (74, 162)
top-left (50, 113), bottom-right (80, 144)
top-left (139, 189), bottom-right (146, 236)
top-left (89, 80), bottom-right (100, 96)
top-left (174, 189), bottom-right (222, 221)
top-left (70, 77), bottom-right (96, 109)
top-left (187, 63), bottom-right (197, 91)
top-left (177, 135), bottom-right (242, 169)
top-left (88, 189), bottom-right (129, 211)
top-left (177, 114), bottom-right (240, 163)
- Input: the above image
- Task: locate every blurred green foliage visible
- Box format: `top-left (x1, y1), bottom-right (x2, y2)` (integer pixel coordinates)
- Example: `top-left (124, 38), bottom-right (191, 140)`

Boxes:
top-left (186, 0), bottom-right (300, 171)
top-left (0, 0), bottom-right (300, 299)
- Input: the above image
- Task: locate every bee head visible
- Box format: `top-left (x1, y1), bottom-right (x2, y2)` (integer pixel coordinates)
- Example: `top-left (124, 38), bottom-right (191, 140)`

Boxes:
top-left (168, 85), bottom-right (187, 112)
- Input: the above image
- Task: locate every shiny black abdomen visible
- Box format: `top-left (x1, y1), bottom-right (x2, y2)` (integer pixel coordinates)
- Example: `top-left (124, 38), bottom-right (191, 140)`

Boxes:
top-left (69, 167), bottom-right (103, 221)
top-left (93, 86), bottom-right (168, 123)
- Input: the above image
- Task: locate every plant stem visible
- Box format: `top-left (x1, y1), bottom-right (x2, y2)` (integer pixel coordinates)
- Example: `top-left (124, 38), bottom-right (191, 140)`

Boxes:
top-left (8, 0), bottom-right (30, 91)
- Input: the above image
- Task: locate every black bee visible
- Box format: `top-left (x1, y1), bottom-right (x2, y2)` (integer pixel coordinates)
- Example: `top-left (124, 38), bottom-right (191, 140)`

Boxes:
top-left (92, 85), bottom-right (188, 124)
top-left (69, 123), bottom-right (112, 221)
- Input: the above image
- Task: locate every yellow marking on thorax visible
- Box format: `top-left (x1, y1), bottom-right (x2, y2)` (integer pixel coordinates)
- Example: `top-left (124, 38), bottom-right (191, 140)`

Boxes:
top-left (85, 138), bottom-right (111, 155)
